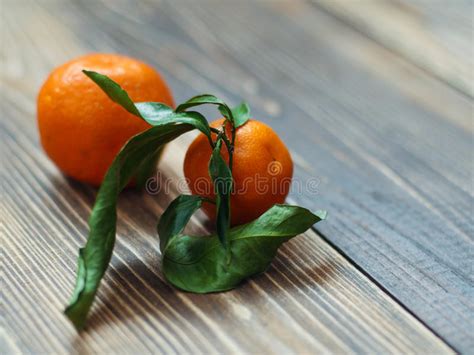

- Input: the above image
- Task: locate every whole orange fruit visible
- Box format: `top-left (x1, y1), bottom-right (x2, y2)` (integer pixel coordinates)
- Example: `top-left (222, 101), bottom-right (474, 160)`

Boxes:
top-left (184, 118), bottom-right (293, 226)
top-left (37, 53), bottom-right (174, 186)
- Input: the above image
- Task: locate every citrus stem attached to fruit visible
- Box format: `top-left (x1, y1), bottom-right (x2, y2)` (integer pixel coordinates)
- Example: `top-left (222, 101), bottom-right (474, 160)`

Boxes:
top-left (63, 71), bottom-right (326, 330)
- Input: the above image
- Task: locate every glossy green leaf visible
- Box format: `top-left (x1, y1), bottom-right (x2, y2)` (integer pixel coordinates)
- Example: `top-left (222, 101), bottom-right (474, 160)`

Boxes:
top-left (83, 72), bottom-right (212, 140)
top-left (231, 102), bottom-right (250, 128)
top-left (63, 96), bottom-right (213, 329)
top-left (135, 146), bottom-right (163, 189)
top-left (175, 94), bottom-right (226, 112)
top-left (158, 195), bottom-right (204, 253)
top-left (82, 70), bottom-right (141, 117)
top-left (66, 73), bottom-right (214, 329)
top-left (176, 94), bottom-right (234, 124)
top-left (162, 205), bottom-right (327, 293)
top-left (65, 123), bottom-right (194, 330)
top-left (82, 72), bottom-right (212, 187)
top-left (217, 105), bottom-right (233, 123)
top-left (135, 102), bottom-right (211, 138)
top-left (208, 139), bottom-right (232, 251)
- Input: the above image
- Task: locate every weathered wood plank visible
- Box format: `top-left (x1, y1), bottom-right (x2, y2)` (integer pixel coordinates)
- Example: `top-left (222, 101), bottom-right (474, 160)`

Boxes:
top-left (1, 0), bottom-right (469, 353)
top-left (1, 87), bottom-right (453, 353)
top-left (0, 1), bottom-right (455, 353)
top-left (313, 0), bottom-right (474, 97)
top-left (30, 0), bottom-right (472, 351)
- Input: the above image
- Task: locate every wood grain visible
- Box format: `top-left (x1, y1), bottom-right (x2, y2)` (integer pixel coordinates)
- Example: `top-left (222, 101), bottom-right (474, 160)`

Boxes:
top-left (2, 96), bottom-right (452, 353)
top-left (150, 1), bottom-right (472, 351)
top-left (313, 0), bottom-right (474, 97)
top-left (2, 0), bottom-right (471, 353)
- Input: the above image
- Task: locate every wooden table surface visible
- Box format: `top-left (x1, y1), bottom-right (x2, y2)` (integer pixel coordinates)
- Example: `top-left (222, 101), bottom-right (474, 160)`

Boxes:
top-left (2, 0), bottom-right (473, 353)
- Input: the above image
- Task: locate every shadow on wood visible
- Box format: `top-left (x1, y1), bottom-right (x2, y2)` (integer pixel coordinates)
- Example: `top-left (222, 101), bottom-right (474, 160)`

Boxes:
top-left (81, 244), bottom-right (338, 333)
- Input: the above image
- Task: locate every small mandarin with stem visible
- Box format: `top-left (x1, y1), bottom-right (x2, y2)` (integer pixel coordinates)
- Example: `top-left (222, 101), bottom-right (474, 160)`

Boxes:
top-left (184, 118), bottom-right (293, 225)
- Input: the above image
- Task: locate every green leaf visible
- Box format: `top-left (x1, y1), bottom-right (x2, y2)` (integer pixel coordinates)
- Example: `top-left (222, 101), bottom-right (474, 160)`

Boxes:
top-left (176, 94), bottom-right (234, 124)
top-left (208, 139), bottom-right (232, 251)
top-left (132, 104), bottom-right (211, 187)
top-left (231, 102), bottom-right (250, 128)
top-left (217, 105), bottom-right (233, 123)
top-left (175, 94), bottom-right (227, 112)
top-left (135, 102), bottom-right (211, 138)
top-left (83, 70), bottom-right (141, 117)
top-left (65, 122), bottom-right (201, 330)
top-left (134, 146), bottom-right (163, 189)
top-left (81, 72), bottom-right (212, 190)
top-left (162, 204), bottom-right (326, 292)
top-left (157, 195), bottom-right (204, 253)
top-left (83, 72), bottom-right (212, 140)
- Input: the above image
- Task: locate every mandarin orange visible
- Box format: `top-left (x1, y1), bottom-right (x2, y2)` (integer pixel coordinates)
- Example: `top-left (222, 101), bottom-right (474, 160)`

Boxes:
top-left (184, 118), bottom-right (293, 226)
top-left (37, 53), bottom-right (174, 186)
